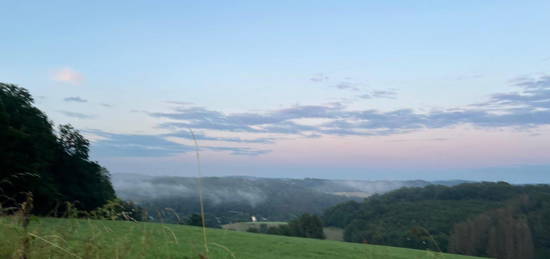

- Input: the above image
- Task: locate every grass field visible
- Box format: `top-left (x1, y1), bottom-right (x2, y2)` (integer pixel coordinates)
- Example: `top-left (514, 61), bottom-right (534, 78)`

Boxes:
top-left (222, 221), bottom-right (345, 241)
top-left (323, 226), bottom-right (344, 241)
top-left (222, 221), bottom-right (287, 231)
top-left (0, 216), bottom-right (489, 259)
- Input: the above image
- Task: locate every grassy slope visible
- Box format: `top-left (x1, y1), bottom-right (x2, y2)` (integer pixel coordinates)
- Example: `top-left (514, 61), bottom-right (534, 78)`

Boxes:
top-left (1, 217), bottom-right (489, 259)
top-left (222, 221), bottom-right (287, 231)
top-left (323, 227), bottom-right (345, 241)
top-left (222, 222), bottom-right (345, 241)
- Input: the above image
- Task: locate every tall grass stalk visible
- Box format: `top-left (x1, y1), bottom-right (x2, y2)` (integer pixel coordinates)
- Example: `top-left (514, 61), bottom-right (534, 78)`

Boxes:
top-left (27, 232), bottom-right (82, 259)
top-left (189, 129), bottom-right (210, 257)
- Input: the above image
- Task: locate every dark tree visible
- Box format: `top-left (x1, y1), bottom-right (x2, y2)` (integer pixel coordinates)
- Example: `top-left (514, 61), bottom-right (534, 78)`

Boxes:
top-left (0, 82), bottom-right (116, 214)
top-left (52, 125), bottom-right (116, 211)
top-left (450, 198), bottom-right (535, 259)
top-left (186, 214), bottom-right (203, 226)
top-left (58, 124), bottom-right (90, 160)
top-left (288, 214), bottom-right (325, 239)
top-left (0, 83), bottom-right (60, 212)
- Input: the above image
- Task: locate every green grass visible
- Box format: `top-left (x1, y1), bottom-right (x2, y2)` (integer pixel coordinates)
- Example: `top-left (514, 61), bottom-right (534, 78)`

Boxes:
top-left (323, 226), bottom-right (344, 241)
top-left (222, 221), bottom-right (345, 242)
top-left (1, 216), bottom-right (489, 259)
top-left (222, 221), bottom-right (287, 231)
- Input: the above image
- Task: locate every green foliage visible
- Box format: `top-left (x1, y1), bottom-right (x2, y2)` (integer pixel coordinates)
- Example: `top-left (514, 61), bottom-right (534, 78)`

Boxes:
top-left (288, 213), bottom-right (325, 239)
top-left (449, 197), bottom-right (535, 259)
top-left (186, 213), bottom-right (203, 226)
top-left (267, 224), bottom-right (291, 236)
top-left (246, 226), bottom-right (259, 233)
top-left (58, 124), bottom-right (90, 160)
top-left (0, 82), bottom-right (116, 214)
top-left (0, 83), bottom-right (60, 213)
top-left (324, 182), bottom-right (550, 259)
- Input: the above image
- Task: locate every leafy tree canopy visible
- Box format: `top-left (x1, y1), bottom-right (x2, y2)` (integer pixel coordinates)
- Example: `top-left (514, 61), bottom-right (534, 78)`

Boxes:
top-left (0, 82), bottom-right (116, 214)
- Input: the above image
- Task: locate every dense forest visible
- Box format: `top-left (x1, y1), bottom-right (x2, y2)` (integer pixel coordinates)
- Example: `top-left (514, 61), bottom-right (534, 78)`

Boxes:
top-left (0, 83), bottom-right (116, 214)
top-left (323, 182), bottom-right (550, 259)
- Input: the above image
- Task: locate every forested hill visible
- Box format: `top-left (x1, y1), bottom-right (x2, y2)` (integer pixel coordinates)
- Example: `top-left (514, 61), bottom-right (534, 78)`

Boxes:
top-left (323, 182), bottom-right (550, 259)
top-left (113, 174), bottom-right (357, 225)
top-left (112, 173), bottom-right (456, 200)
top-left (112, 174), bottom-right (470, 226)
top-left (111, 174), bottom-right (466, 225)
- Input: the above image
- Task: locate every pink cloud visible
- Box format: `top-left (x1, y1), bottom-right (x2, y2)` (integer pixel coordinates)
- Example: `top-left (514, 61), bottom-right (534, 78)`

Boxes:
top-left (52, 67), bottom-right (84, 85)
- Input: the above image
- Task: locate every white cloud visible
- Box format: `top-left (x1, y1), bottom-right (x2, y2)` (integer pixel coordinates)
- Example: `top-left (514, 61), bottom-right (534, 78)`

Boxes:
top-left (52, 67), bottom-right (84, 85)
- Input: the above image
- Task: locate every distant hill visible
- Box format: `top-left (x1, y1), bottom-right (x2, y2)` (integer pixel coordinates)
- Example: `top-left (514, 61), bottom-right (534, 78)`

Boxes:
top-left (111, 174), bottom-right (468, 225)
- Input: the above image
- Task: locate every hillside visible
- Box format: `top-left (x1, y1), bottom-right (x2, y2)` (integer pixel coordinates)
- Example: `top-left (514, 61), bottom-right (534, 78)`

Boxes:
top-left (112, 174), bottom-right (466, 224)
top-left (0, 217), bottom-right (487, 259)
top-left (323, 182), bottom-right (550, 258)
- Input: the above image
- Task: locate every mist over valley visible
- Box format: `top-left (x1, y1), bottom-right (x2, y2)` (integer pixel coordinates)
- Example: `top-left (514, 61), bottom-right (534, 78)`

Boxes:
top-left (111, 173), bottom-right (467, 225)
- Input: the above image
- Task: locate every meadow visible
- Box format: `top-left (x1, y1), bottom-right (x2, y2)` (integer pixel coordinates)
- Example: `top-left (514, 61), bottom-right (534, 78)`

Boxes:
top-left (222, 221), bottom-right (345, 241)
top-left (0, 216), bottom-right (489, 259)
top-left (222, 221), bottom-right (287, 231)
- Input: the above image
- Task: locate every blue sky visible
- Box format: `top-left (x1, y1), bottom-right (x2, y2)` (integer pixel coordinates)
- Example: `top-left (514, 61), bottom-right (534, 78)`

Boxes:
top-left (2, 1), bottom-right (550, 183)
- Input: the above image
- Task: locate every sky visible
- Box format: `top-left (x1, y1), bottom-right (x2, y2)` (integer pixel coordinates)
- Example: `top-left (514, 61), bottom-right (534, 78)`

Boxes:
top-left (1, 1), bottom-right (550, 183)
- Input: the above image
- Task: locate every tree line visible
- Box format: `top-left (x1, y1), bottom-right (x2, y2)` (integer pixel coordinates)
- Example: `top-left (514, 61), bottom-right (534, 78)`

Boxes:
top-left (246, 213), bottom-right (325, 239)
